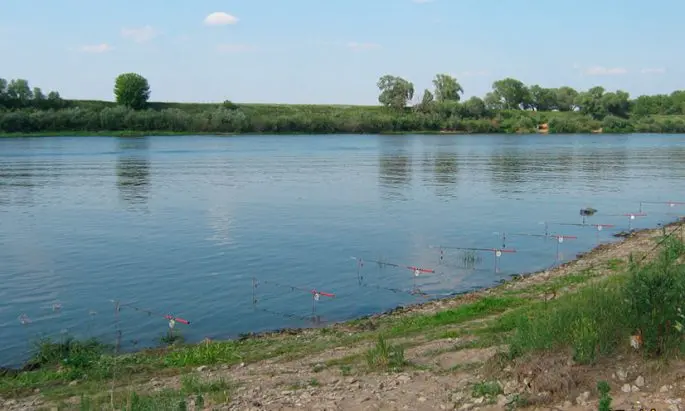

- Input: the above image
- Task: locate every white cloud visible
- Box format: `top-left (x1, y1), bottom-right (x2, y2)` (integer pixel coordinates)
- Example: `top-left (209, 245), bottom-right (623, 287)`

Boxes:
top-left (582, 66), bottom-right (628, 76)
top-left (121, 26), bottom-right (158, 43)
top-left (641, 68), bottom-right (666, 75)
top-left (204, 12), bottom-right (239, 26)
top-left (216, 44), bottom-right (253, 53)
top-left (346, 42), bottom-right (381, 51)
top-left (79, 43), bottom-right (112, 53)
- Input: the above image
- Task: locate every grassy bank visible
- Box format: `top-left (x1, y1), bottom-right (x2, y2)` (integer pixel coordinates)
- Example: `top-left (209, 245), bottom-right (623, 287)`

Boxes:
top-left (4, 74), bottom-right (685, 137)
top-left (2, 221), bottom-right (684, 410)
top-left (3, 101), bottom-right (685, 137)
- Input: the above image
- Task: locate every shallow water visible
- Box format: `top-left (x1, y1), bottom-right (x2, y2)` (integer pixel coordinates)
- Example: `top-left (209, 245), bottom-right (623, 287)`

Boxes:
top-left (1, 133), bottom-right (684, 366)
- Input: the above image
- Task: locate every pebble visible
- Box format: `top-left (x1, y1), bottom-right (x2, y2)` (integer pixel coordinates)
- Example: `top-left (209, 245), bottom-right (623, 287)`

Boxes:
top-left (418, 397), bottom-right (427, 402)
top-left (631, 385), bottom-right (640, 392)
top-left (576, 391), bottom-right (590, 406)
top-left (622, 383), bottom-right (631, 393)
top-left (635, 375), bottom-right (645, 387)
top-left (496, 395), bottom-right (508, 407)
top-left (661, 385), bottom-right (671, 393)
top-left (503, 380), bottom-right (519, 395)
top-left (397, 375), bottom-right (411, 384)
top-left (617, 368), bottom-right (628, 381)
top-left (196, 365), bottom-right (208, 372)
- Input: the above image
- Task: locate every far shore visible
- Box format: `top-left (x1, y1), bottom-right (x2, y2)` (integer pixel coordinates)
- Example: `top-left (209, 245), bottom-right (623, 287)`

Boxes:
top-left (0, 130), bottom-right (669, 138)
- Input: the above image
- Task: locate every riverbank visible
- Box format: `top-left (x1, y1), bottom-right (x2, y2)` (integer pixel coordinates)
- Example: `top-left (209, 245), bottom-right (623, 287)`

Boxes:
top-left (2, 220), bottom-right (685, 410)
top-left (2, 102), bottom-right (685, 136)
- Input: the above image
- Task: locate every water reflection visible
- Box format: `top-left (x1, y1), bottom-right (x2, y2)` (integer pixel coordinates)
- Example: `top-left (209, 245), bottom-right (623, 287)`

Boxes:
top-left (662, 147), bottom-right (685, 179)
top-left (488, 148), bottom-right (578, 195)
top-left (116, 137), bottom-right (150, 209)
top-left (433, 152), bottom-right (459, 197)
top-left (419, 144), bottom-right (459, 199)
top-left (377, 137), bottom-right (412, 200)
top-left (0, 160), bottom-right (35, 207)
top-left (488, 148), bottom-right (528, 194)
top-left (576, 147), bottom-right (628, 190)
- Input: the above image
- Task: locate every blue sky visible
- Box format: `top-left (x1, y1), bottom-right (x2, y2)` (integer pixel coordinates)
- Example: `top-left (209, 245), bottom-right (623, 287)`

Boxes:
top-left (1, 0), bottom-right (682, 104)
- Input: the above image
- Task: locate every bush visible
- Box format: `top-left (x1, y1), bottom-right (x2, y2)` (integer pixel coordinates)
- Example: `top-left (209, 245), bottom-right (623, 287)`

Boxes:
top-left (509, 235), bottom-right (685, 363)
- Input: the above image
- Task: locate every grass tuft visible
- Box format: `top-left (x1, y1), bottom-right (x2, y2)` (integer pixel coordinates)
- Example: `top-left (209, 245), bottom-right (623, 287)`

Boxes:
top-left (365, 335), bottom-right (406, 371)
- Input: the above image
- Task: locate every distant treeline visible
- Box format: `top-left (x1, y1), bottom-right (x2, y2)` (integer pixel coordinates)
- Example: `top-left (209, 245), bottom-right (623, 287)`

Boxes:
top-left (1, 74), bottom-right (685, 135)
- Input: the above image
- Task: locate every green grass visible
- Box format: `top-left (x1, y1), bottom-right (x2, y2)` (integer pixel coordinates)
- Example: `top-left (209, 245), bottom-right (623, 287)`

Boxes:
top-left (472, 380), bottom-right (503, 398)
top-left (387, 296), bottom-right (526, 336)
top-left (507, 236), bottom-right (685, 364)
top-left (365, 335), bottom-right (407, 372)
top-left (74, 389), bottom-right (190, 411)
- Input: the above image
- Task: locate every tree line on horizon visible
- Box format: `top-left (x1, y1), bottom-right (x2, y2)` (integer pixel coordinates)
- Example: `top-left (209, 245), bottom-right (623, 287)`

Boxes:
top-left (1, 73), bottom-right (685, 134)
top-left (377, 73), bottom-right (685, 119)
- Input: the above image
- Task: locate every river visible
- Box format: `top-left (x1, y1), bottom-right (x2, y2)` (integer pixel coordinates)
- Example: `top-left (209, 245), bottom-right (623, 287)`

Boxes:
top-left (1, 133), bottom-right (684, 366)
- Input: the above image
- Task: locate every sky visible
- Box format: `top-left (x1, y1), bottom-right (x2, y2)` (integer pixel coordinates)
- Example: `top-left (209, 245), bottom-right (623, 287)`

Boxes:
top-left (1, 0), bottom-right (683, 105)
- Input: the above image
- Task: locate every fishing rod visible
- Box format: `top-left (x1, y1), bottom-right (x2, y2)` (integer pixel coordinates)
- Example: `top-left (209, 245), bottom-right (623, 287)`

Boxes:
top-left (640, 201), bottom-right (685, 213)
top-left (251, 278), bottom-right (335, 304)
top-left (429, 245), bottom-right (517, 253)
top-left (251, 277), bottom-right (336, 321)
top-left (496, 231), bottom-right (581, 248)
top-left (351, 256), bottom-right (437, 296)
top-left (549, 223), bottom-right (615, 244)
top-left (553, 223), bottom-right (615, 229)
top-left (428, 245), bottom-right (516, 273)
top-left (603, 212), bottom-right (647, 230)
top-left (350, 256), bottom-right (435, 275)
top-left (110, 300), bottom-right (191, 325)
top-left (492, 231), bottom-right (560, 248)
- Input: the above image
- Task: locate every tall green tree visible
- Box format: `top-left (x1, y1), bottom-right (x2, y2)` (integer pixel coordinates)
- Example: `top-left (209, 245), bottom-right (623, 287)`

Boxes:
top-left (631, 95), bottom-right (667, 116)
top-left (461, 96), bottom-right (487, 118)
top-left (528, 85), bottom-right (558, 111)
top-left (491, 78), bottom-right (530, 110)
top-left (0, 78), bottom-right (7, 107)
top-left (432, 74), bottom-right (463, 102)
top-left (484, 92), bottom-right (504, 111)
top-left (601, 90), bottom-right (630, 118)
top-left (114, 73), bottom-right (151, 110)
top-left (416, 89), bottom-right (435, 112)
top-left (670, 90), bottom-right (685, 114)
top-left (6, 79), bottom-right (33, 104)
top-left (555, 86), bottom-right (579, 111)
top-left (377, 75), bottom-right (414, 110)
top-left (575, 86), bottom-right (606, 119)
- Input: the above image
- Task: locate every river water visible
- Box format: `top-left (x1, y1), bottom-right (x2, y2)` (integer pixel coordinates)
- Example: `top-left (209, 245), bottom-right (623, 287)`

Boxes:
top-left (1, 133), bottom-right (684, 366)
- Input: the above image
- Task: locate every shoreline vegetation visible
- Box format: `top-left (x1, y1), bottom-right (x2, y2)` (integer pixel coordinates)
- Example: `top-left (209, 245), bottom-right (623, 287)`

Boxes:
top-left (2, 74), bottom-right (685, 137)
top-left (2, 219), bottom-right (685, 410)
